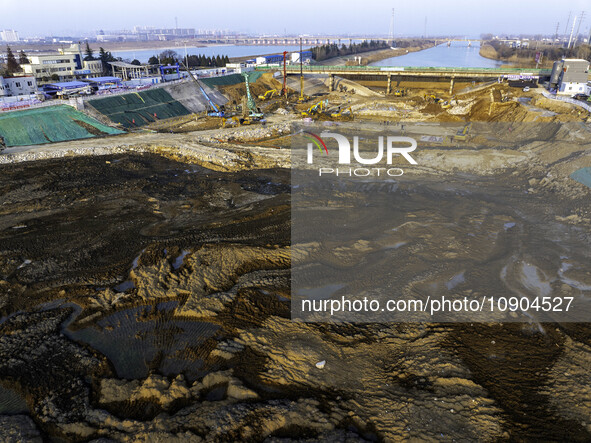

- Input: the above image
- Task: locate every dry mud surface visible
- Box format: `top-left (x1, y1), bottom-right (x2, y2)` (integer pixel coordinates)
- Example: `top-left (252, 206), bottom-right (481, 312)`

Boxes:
top-left (0, 84), bottom-right (591, 441)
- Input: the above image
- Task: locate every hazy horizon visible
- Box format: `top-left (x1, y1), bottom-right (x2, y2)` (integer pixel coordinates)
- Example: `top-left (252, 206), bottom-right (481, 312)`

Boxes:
top-left (2, 0), bottom-right (590, 39)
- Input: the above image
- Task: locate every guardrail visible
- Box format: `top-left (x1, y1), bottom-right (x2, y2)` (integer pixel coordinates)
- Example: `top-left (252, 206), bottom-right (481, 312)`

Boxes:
top-left (542, 91), bottom-right (591, 113)
top-left (256, 65), bottom-right (550, 75)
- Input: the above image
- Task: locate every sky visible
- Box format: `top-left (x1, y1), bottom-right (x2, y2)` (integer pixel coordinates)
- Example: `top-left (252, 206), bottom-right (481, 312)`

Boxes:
top-left (1, 0), bottom-right (590, 38)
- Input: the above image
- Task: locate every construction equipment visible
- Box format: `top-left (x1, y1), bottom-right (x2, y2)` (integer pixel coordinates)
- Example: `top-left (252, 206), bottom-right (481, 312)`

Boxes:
top-left (330, 106), bottom-right (354, 120)
top-left (240, 73), bottom-right (264, 124)
top-left (393, 89), bottom-right (406, 97)
top-left (454, 123), bottom-right (471, 141)
top-left (56, 85), bottom-right (93, 98)
top-left (258, 89), bottom-right (277, 100)
top-left (298, 37), bottom-right (305, 103)
top-left (181, 59), bottom-right (224, 117)
top-left (301, 99), bottom-right (328, 117)
top-left (282, 51), bottom-right (288, 97)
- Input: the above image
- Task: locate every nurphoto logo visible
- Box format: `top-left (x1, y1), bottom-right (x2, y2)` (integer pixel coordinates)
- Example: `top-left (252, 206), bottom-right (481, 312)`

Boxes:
top-left (302, 130), bottom-right (418, 177)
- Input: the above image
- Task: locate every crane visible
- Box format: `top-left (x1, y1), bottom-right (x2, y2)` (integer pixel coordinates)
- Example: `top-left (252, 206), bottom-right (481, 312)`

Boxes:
top-left (241, 73), bottom-right (264, 123)
top-left (180, 59), bottom-right (224, 117)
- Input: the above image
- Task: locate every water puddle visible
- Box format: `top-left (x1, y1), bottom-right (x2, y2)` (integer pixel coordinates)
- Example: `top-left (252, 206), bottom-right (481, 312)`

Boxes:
top-left (173, 250), bottom-right (190, 270)
top-left (64, 304), bottom-right (218, 380)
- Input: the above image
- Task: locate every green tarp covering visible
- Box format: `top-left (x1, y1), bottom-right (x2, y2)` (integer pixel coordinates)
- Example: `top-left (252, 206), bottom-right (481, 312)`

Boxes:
top-left (88, 88), bottom-right (190, 128)
top-left (0, 105), bottom-right (123, 147)
top-left (571, 167), bottom-right (591, 189)
top-left (200, 71), bottom-right (263, 88)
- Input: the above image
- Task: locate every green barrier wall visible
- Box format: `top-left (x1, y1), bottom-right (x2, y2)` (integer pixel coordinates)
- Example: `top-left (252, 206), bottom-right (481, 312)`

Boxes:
top-left (88, 88), bottom-right (190, 128)
top-left (0, 105), bottom-right (123, 147)
top-left (200, 71), bottom-right (263, 88)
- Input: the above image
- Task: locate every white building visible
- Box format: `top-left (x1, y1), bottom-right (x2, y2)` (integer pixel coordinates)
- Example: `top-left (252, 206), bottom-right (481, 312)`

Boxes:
top-left (20, 44), bottom-right (103, 84)
top-left (551, 59), bottom-right (591, 95)
top-left (0, 75), bottom-right (37, 97)
top-left (0, 29), bottom-right (19, 42)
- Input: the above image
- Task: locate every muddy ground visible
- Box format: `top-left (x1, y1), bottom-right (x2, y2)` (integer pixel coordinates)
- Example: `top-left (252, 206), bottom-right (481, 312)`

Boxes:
top-left (0, 80), bottom-right (591, 441)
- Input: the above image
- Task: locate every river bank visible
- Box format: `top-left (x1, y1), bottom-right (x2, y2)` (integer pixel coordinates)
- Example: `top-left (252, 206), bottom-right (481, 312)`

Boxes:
top-left (479, 43), bottom-right (554, 68)
top-left (320, 41), bottom-right (436, 66)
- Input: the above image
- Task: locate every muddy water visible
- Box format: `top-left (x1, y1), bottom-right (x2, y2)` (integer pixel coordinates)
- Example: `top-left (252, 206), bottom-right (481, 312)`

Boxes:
top-left (65, 303), bottom-right (219, 380)
top-left (293, 174), bottom-right (591, 323)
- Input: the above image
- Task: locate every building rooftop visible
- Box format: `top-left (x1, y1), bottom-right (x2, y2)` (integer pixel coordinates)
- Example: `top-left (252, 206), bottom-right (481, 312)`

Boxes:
top-left (44, 81), bottom-right (88, 89)
top-left (82, 76), bottom-right (121, 83)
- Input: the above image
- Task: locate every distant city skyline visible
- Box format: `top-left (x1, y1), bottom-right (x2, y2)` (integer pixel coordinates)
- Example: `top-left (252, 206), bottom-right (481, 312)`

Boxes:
top-left (2, 0), bottom-right (590, 39)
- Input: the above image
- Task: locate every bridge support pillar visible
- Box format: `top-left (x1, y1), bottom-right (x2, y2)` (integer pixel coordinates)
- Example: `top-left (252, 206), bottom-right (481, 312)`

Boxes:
top-left (329, 74), bottom-right (335, 91)
top-left (449, 77), bottom-right (455, 94)
top-left (386, 75), bottom-right (392, 95)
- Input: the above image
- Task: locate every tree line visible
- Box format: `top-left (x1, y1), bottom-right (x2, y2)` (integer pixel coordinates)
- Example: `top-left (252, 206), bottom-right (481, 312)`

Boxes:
top-left (311, 40), bottom-right (389, 62)
top-left (485, 40), bottom-right (591, 63)
top-left (147, 50), bottom-right (230, 68)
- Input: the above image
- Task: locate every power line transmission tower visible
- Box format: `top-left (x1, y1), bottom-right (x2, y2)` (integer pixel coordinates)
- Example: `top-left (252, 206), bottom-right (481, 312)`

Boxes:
top-left (389, 8), bottom-right (395, 43)
top-left (554, 22), bottom-right (560, 42)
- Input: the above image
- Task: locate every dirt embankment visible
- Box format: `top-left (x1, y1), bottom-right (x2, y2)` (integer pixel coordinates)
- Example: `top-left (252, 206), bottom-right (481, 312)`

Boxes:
top-left (479, 44), bottom-right (554, 68)
top-left (321, 41), bottom-right (436, 66)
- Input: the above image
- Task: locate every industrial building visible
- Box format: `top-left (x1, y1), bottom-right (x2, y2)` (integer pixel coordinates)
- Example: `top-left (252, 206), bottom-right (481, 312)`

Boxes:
top-left (0, 29), bottom-right (19, 42)
top-left (254, 51), bottom-right (312, 66)
top-left (291, 51), bottom-right (312, 64)
top-left (0, 76), bottom-right (38, 97)
top-left (21, 44), bottom-right (103, 84)
top-left (550, 59), bottom-right (591, 95)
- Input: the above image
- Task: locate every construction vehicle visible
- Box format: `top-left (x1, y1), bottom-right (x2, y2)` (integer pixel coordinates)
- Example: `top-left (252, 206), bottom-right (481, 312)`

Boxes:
top-left (180, 59), bottom-right (225, 117)
top-left (425, 94), bottom-right (443, 103)
top-left (301, 99), bottom-right (328, 117)
top-left (56, 85), bottom-right (93, 98)
top-left (258, 89), bottom-right (277, 100)
top-left (329, 106), bottom-right (354, 120)
top-left (240, 73), bottom-right (264, 124)
top-left (454, 123), bottom-right (471, 141)
top-left (393, 89), bottom-right (406, 97)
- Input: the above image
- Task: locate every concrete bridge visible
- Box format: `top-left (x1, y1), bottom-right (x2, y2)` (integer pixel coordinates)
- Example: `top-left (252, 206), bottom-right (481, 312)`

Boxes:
top-left (192, 37), bottom-right (478, 46)
top-left (255, 65), bottom-right (550, 94)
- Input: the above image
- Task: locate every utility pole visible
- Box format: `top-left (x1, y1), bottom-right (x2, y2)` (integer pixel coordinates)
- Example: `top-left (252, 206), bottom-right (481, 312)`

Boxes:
top-left (574, 11), bottom-right (585, 48)
top-left (564, 11), bottom-right (571, 40)
top-left (567, 15), bottom-right (577, 49)
top-left (389, 8), bottom-right (395, 44)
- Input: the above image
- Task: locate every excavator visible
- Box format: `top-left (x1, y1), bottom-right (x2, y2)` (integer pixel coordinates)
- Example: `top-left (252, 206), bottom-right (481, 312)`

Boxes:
top-left (301, 99), bottom-right (328, 117)
top-left (180, 59), bottom-right (225, 117)
top-left (393, 89), bottom-right (406, 97)
top-left (454, 123), bottom-right (471, 141)
top-left (329, 106), bottom-right (354, 120)
top-left (258, 89), bottom-right (277, 101)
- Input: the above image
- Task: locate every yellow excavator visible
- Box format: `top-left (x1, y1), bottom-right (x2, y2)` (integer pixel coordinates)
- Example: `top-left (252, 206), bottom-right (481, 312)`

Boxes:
top-left (258, 89), bottom-right (277, 101)
top-left (301, 99), bottom-right (328, 117)
top-left (330, 106), bottom-right (354, 120)
top-left (454, 123), bottom-right (471, 141)
top-left (393, 89), bottom-right (406, 97)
